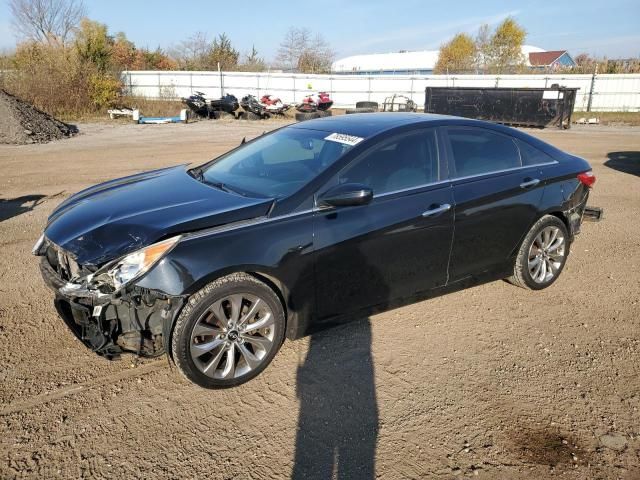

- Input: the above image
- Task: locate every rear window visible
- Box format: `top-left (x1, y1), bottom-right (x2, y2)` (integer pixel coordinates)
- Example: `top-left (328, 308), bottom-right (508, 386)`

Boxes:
top-left (516, 139), bottom-right (556, 166)
top-left (448, 127), bottom-right (521, 178)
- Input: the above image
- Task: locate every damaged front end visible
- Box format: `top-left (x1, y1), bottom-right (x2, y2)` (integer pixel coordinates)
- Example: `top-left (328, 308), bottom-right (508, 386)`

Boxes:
top-left (34, 235), bottom-right (186, 360)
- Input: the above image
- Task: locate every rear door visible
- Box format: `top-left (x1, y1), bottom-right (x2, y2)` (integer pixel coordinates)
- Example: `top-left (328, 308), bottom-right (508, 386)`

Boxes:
top-left (444, 126), bottom-right (546, 280)
top-left (313, 128), bottom-right (454, 321)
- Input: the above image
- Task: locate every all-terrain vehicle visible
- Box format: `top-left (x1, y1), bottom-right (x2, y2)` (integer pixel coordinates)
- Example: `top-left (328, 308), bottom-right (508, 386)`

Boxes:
top-left (182, 92), bottom-right (212, 118)
top-left (210, 94), bottom-right (239, 116)
top-left (240, 95), bottom-right (268, 120)
top-left (182, 92), bottom-right (239, 119)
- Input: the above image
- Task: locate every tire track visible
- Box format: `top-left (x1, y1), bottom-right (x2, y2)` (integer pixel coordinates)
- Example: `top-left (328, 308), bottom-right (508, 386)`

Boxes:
top-left (0, 360), bottom-right (166, 416)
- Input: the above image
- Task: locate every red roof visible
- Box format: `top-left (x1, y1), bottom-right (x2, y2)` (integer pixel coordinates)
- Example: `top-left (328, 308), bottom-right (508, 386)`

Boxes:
top-left (529, 50), bottom-right (567, 66)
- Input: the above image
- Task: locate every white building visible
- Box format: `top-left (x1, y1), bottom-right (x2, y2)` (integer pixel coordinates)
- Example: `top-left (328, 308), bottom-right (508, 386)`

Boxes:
top-left (332, 46), bottom-right (547, 75)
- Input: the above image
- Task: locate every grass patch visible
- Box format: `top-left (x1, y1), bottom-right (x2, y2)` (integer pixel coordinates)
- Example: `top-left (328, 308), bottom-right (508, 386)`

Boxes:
top-left (573, 111), bottom-right (640, 126)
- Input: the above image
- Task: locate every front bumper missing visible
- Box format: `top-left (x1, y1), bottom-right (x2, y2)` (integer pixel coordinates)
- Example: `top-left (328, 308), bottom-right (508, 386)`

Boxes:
top-left (40, 258), bottom-right (185, 359)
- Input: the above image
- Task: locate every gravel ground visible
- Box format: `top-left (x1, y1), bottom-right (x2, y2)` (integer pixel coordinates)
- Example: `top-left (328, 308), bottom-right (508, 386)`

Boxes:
top-left (0, 120), bottom-right (639, 479)
top-left (0, 90), bottom-right (77, 145)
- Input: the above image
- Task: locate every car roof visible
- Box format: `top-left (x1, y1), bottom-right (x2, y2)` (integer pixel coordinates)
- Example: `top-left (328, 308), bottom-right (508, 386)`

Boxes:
top-left (289, 112), bottom-right (458, 137)
top-left (287, 113), bottom-right (566, 159)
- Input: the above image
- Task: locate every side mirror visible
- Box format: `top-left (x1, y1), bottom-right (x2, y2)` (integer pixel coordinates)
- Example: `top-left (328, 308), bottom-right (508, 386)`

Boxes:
top-left (317, 183), bottom-right (373, 208)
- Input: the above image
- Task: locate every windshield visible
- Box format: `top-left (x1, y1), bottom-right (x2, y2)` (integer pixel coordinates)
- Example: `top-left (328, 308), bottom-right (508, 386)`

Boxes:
top-left (198, 128), bottom-right (355, 198)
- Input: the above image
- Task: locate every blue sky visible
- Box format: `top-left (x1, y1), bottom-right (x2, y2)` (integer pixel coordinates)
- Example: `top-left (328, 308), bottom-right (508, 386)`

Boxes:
top-left (1, 0), bottom-right (639, 60)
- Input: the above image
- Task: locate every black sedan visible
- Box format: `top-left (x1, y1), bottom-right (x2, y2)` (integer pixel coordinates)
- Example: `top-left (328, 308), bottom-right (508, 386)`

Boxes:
top-left (34, 113), bottom-right (599, 388)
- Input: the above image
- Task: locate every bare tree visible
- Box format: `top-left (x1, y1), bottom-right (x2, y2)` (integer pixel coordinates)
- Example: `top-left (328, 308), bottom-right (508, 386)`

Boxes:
top-left (170, 31), bottom-right (211, 70)
top-left (298, 33), bottom-right (334, 73)
top-left (475, 23), bottom-right (491, 73)
top-left (276, 27), bottom-right (311, 71)
top-left (276, 27), bottom-right (334, 73)
top-left (9, 0), bottom-right (86, 45)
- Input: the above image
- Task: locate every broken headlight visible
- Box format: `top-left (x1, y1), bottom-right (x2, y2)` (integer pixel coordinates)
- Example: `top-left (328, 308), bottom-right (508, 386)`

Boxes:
top-left (99, 236), bottom-right (181, 290)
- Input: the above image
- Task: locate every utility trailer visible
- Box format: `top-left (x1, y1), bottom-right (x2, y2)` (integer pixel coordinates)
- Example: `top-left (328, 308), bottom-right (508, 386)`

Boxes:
top-left (424, 86), bottom-right (578, 129)
top-left (132, 109), bottom-right (189, 124)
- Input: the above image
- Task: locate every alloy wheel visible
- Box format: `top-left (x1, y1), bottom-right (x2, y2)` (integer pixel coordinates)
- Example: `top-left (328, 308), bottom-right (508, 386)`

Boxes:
top-left (189, 294), bottom-right (275, 379)
top-left (528, 226), bottom-right (566, 284)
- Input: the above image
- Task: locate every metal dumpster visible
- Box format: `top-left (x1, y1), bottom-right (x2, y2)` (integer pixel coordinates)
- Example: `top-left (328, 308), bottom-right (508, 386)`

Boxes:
top-left (424, 86), bottom-right (578, 128)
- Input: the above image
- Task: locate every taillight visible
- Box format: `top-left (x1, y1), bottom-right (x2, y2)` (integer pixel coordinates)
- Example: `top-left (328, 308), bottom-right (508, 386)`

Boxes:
top-left (577, 171), bottom-right (596, 188)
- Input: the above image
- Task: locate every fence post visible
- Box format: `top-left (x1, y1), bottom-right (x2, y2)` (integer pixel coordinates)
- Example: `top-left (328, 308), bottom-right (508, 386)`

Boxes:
top-left (368, 76), bottom-right (372, 101)
top-left (292, 75), bottom-right (296, 103)
top-left (190, 72), bottom-right (193, 94)
top-left (158, 73), bottom-right (161, 98)
top-left (410, 77), bottom-right (414, 100)
top-left (587, 68), bottom-right (597, 112)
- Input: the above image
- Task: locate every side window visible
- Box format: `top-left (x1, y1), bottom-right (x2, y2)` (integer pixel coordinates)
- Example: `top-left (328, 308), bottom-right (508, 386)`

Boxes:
top-left (448, 128), bottom-right (521, 178)
top-left (515, 139), bottom-right (556, 166)
top-left (338, 129), bottom-right (439, 195)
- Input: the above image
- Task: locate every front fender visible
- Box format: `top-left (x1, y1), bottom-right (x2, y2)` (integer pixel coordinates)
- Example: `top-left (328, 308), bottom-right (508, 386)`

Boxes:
top-left (134, 210), bottom-right (316, 339)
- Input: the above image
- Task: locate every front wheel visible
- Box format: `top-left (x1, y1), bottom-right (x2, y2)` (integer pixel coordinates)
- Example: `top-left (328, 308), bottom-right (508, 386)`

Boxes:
top-left (171, 273), bottom-right (285, 388)
top-left (508, 215), bottom-right (570, 290)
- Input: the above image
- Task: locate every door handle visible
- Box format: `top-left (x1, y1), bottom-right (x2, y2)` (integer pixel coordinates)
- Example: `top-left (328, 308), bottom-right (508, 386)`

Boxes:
top-left (520, 178), bottom-right (540, 189)
top-left (422, 203), bottom-right (451, 217)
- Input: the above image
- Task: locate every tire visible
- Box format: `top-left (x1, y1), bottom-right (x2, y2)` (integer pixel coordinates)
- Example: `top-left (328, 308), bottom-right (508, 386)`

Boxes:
top-left (171, 273), bottom-right (286, 389)
top-left (213, 111), bottom-right (235, 120)
top-left (295, 112), bottom-right (321, 121)
top-left (346, 107), bottom-right (376, 114)
top-left (240, 111), bottom-right (262, 121)
top-left (316, 110), bottom-right (332, 117)
top-left (355, 101), bottom-right (378, 109)
top-left (508, 215), bottom-right (570, 290)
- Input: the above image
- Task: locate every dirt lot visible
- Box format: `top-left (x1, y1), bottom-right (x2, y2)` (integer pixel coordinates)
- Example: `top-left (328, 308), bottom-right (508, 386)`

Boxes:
top-left (1, 119), bottom-right (639, 479)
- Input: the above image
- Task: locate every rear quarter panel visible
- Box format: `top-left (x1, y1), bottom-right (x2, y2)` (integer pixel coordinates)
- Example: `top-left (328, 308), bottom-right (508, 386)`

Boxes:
top-left (538, 153), bottom-right (592, 237)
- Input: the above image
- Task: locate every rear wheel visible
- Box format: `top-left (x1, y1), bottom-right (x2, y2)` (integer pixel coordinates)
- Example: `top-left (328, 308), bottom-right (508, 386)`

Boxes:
top-left (508, 215), bottom-right (570, 290)
top-left (171, 273), bottom-right (285, 388)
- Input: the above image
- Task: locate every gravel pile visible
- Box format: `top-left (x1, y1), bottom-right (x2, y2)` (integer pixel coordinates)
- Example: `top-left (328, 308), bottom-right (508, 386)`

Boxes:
top-left (0, 90), bottom-right (77, 144)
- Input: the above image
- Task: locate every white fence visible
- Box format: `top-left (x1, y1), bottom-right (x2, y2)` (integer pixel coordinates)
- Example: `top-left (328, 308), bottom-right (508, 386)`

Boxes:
top-left (122, 71), bottom-right (640, 112)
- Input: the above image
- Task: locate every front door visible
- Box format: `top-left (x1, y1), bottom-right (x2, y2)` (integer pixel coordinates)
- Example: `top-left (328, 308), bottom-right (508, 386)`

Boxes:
top-left (313, 128), bottom-right (454, 321)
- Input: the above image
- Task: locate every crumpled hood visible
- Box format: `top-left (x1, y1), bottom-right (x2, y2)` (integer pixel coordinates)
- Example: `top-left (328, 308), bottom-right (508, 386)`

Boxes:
top-left (45, 165), bottom-right (273, 266)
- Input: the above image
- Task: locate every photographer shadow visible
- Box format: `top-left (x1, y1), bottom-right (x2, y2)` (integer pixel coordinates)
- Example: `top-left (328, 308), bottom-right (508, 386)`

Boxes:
top-left (292, 318), bottom-right (378, 479)
top-left (291, 246), bottom-right (385, 479)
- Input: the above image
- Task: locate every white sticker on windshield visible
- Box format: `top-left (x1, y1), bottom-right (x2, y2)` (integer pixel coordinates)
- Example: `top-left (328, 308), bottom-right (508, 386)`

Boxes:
top-left (325, 132), bottom-right (364, 146)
